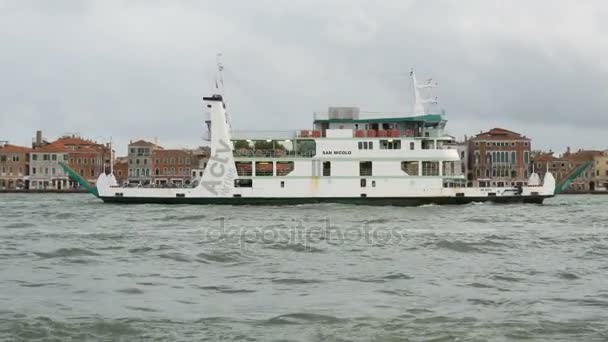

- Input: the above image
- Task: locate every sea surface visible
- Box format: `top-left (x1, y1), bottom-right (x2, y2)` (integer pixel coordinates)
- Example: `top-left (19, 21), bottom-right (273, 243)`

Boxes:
top-left (0, 194), bottom-right (607, 341)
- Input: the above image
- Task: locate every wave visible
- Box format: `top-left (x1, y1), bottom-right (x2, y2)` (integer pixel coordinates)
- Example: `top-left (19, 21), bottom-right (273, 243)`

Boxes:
top-left (193, 285), bottom-right (256, 293)
top-left (265, 313), bottom-right (342, 325)
top-left (196, 251), bottom-right (244, 263)
top-left (115, 288), bottom-right (144, 295)
top-left (34, 248), bottom-right (99, 259)
top-left (264, 243), bottom-right (324, 253)
top-left (159, 253), bottom-right (193, 263)
top-left (434, 240), bottom-right (483, 253)
top-left (3, 222), bottom-right (36, 229)
top-left (271, 278), bottom-right (324, 285)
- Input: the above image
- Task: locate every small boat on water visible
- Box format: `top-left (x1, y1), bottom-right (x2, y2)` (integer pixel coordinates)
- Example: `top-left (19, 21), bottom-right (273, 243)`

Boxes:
top-left (65, 70), bottom-right (555, 205)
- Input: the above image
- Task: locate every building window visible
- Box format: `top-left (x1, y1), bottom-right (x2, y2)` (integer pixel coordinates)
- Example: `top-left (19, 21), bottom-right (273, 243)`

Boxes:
top-left (32, 154), bottom-right (38, 161)
top-left (155, 168), bottom-right (160, 176)
top-left (322, 161), bottom-right (331, 176)
top-left (163, 167), bottom-right (168, 175)
top-left (410, 142), bottom-right (415, 150)
top-left (51, 154), bottom-right (57, 161)
top-left (43, 154), bottom-right (49, 161)
top-left (524, 151), bottom-right (530, 164)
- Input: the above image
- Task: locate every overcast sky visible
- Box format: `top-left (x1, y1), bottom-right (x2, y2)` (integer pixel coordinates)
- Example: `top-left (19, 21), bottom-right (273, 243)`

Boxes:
top-left (1, 0), bottom-right (607, 154)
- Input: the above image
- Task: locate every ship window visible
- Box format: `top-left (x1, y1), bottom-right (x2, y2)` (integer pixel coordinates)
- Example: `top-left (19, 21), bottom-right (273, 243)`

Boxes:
top-left (443, 161), bottom-right (458, 176)
top-left (422, 161), bottom-right (439, 176)
top-left (380, 140), bottom-right (401, 150)
top-left (410, 142), bottom-right (415, 150)
top-left (422, 140), bottom-right (434, 150)
top-left (360, 179), bottom-right (366, 187)
top-left (372, 180), bottom-right (376, 187)
top-left (359, 161), bottom-right (372, 176)
top-left (276, 161), bottom-right (294, 176)
top-left (255, 161), bottom-right (273, 176)
top-left (280, 181), bottom-right (285, 188)
top-left (401, 161), bottom-right (419, 176)
top-left (358, 141), bottom-right (373, 150)
top-left (234, 179), bottom-right (253, 188)
top-left (236, 162), bottom-right (253, 176)
top-left (322, 161), bottom-right (331, 176)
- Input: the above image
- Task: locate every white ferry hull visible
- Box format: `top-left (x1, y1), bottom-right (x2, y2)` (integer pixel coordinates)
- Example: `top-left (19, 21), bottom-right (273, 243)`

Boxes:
top-left (98, 194), bottom-right (552, 205)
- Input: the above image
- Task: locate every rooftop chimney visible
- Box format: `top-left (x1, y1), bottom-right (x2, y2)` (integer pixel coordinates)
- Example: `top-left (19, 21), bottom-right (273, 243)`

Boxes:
top-left (35, 130), bottom-right (42, 148)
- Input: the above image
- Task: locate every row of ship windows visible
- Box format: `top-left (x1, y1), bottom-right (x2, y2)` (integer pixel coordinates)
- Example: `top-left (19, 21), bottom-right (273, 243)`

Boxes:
top-left (129, 158), bottom-right (192, 165)
top-left (128, 167), bottom-right (192, 177)
top-left (235, 161), bottom-right (461, 177)
top-left (358, 140), bottom-right (412, 150)
top-left (474, 141), bottom-right (529, 147)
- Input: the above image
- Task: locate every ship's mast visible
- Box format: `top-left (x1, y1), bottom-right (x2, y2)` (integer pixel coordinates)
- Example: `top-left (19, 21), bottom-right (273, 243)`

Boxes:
top-left (410, 68), bottom-right (438, 116)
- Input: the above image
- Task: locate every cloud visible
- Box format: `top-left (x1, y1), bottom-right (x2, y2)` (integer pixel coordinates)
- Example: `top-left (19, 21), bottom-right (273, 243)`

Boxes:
top-left (0, 0), bottom-right (606, 154)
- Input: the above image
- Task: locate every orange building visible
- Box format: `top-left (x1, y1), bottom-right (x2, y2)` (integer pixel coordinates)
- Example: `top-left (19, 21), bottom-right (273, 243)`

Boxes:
top-left (468, 128), bottom-right (531, 187)
top-left (0, 142), bottom-right (31, 190)
top-left (53, 136), bottom-right (111, 187)
top-left (113, 157), bottom-right (129, 185)
top-left (152, 149), bottom-right (194, 185)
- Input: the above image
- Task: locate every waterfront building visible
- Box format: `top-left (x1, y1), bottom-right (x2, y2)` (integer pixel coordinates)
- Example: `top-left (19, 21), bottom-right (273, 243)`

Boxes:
top-left (28, 143), bottom-right (69, 190)
top-left (592, 151), bottom-right (608, 192)
top-left (113, 157), bottom-right (129, 185)
top-left (468, 128), bottom-right (531, 187)
top-left (532, 148), bottom-right (604, 193)
top-left (0, 142), bottom-right (31, 190)
top-left (561, 149), bottom-right (603, 192)
top-left (53, 135), bottom-right (111, 187)
top-left (151, 149), bottom-right (194, 185)
top-left (127, 140), bottom-right (160, 184)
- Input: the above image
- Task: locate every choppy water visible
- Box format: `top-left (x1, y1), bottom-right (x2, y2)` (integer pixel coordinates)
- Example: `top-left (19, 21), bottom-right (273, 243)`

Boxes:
top-left (1, 194), bottom-right (608, 341)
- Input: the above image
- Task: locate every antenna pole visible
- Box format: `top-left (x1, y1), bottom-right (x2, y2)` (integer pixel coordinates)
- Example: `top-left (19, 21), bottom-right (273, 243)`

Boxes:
top-left (216, 53), bottom-right (225, 96)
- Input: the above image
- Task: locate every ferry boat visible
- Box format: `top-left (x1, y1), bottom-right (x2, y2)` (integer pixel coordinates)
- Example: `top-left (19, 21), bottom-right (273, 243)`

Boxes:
top-left (71, 70), bottom-right (556, 205)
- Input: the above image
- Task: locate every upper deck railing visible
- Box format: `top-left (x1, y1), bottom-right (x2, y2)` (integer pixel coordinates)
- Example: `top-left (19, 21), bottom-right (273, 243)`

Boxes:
top-left (233, 149), bottom-right (316, 158)
top-left (296, 129), bottom-right (423, 138)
